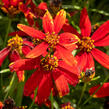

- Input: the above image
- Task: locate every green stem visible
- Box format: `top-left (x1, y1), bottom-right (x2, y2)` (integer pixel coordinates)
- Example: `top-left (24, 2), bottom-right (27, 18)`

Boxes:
top-left (78, 83), bottom-right (87, 106)
top-left (51, 91), bottom-right (54, 109)
top-left (3, 18), bottom-right (12, 47)
top-left (83, 73), bottom-right (109, 105)
top-left (0, 69), bottom-right (10, 74)
top-left (4, 73), bottom-right (16, 100)
top-left (28, 88), bottom-right (38, 109)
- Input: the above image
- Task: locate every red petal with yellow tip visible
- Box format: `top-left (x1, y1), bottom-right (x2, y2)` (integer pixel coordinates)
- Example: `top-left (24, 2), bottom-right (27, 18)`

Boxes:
top-left (91, 20), bottom-right (109, 42)
top-left (0, 47), bottom-right (11, 67)
top-left (9, 57), bottom-right (40, 72)
top-left (37, 73), bottom-right (53, 104)
top-left (89, 82), bottom-right (109, 98)
top-left (54, 9), bottom-right (66, 34)
top-left (58, 61), bottom-right (79, 86)
top-left (26, 42), bottom-right (48, 58)
top-left (43, 10), bottom-right (54, 33)
top-left (94, 34), bottom-right (109, 47)
top-left (62, 23), bottom-right (81, 38)
top-left (16, 71), bottom-right (25, 82)
top-left (59, 32), bottom-right (79, 45)
top-left (53, 71), bottom-right (69, 97)
top-left (17, 24), bottom-right (45, 39)
top-left (56, 45), bottom-right (77, 66)
top-left (79, 8), bottom-right (91, 37)
top-left (91, 48), bottom-right (109, 69)
top-left (24, 70), bottom-right (43, 96)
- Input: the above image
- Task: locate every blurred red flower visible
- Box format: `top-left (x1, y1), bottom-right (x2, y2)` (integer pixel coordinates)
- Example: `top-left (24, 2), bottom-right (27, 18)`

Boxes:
top-left (89, 82), bottom-right (109, 98)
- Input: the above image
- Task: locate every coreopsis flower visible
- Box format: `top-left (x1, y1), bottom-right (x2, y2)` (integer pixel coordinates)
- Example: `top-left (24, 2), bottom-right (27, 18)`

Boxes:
top-left (17, 9), bottom-right (79, 66)
top-left (9, 54), bottom-right (79, 104)
top-left (89, 82), bottom-right (109, 98)
top-left (63, 8), bottom-right (109, 71)
top-left (0, 34), bottom-right (33, 81)
top-left (1, 0), bottom-right (23, 17)
top-left (61, 102), bottom-right (75, 109)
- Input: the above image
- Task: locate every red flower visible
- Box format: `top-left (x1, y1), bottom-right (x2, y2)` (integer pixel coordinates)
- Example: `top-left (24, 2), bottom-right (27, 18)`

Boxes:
top-left (17, 9), bottom-right (79, 66)
top-left (0, 34), bottom-right (33, 81)
top-left (0, 102), bottom-right (3, 109)
top-left (9, 54), bottom-right (79, 104)
top-left (1, 0), bottom-right (23, 16)
top-left (89, 82), bottom-right (109, 98)
top-left (63, 8), bottom-right (109, 71)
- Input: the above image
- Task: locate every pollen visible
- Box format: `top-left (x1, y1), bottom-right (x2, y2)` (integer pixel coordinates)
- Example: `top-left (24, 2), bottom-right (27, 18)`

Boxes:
top-left (7, 34), bottom-right (23, 54)
top-left (61, 103), bottom-right (74, 109)
top-left (44, 32), bottom-right (60, 48)
top-left (78, 37), bottom-right (94, 52)
top-left (40, 55), bottom-right (58, 71)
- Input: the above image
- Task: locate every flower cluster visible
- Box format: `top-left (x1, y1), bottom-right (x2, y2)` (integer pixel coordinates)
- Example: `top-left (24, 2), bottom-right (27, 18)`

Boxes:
top-left (1, 0), bottom-right (109, 108)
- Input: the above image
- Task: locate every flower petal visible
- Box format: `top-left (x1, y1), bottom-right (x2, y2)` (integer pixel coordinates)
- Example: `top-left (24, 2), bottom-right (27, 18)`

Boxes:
top-left (94, 35), bottom-right (109, 47)
top-left (37, 73), bottom-right (53, 104)
top-left (8, 31), bottom-right (28, 36)
top-left (17, 24), bottom-right (45, 39)
top-left (56, 45), bottom-right (77, 66)
top-left (91, 48), bottom-right (109, 69)
top-left (59, 32), bottom-right (79, 45)
top-left (9, 50), bottom-right (20, 62)
top-left (54, 9), bottom-right (66, 34)
top-left (43, 10), bottom-right (54, 33)
top-left (0, 47), bottom-right (11, 67)
top-left (26, 42), bottom-right (48, 58)
top-left (24, 70), bottom-right (43, 96)
top-left (62, 23), bottom-right (81, 38)
top-left (53, 70), bottom-right (69, 97)
top-left (16, 71), bottom-right (25, 82)
top-left (89, 82), bottom-right (109, 98)
top-left (91, 20), bottom-right (109, 41)
top-left (22, 45), bottom-right (32, 56)
top-left (76, 52), bottom-right (87, 72)
top-left (9, 57), bottom-right (40, 72)
top-left (84, 53), bottom-right (94, 71)
top-left (79, 8), bottom-right (91, 37)
top-left (38, 2), bottom-right (47, 10)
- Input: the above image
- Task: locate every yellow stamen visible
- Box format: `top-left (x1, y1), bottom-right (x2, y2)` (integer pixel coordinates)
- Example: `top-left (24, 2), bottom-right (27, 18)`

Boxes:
top-left (40, 54), bottom-right (58, 71)
top-left (78, 36), bottom-right (94, 52)
top-left (7, 34), bottom-right (23, 54)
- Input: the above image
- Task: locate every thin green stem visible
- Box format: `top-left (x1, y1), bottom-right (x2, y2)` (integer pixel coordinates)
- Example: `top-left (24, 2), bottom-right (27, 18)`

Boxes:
top-left (4, 73), bottom-right (16, 100)
top-left (78, 83), bottom-right (87, 106)
top-left (51, 90), bottom-right (54, 109)
top-left (28, 88), bottom-right (38, 109)
top-left (83, 73), bottom-right (109, 105)
top-left (3, 18), bottom-right (12, 47)
top-left (0, 69), bottom-right (10, 74)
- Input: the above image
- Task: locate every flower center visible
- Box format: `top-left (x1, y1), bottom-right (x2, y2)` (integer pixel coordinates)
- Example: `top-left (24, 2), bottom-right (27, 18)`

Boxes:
top-left (40, 55), bottom-right (58, 71)
top-left (1, 5), bottom-right (20, 16)
top-left (7, 34), bottom-right (23, 54)
top-left (78, 37), bottom-right (94, 52)
top-left (44, 32), bottom-right (60, 48)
